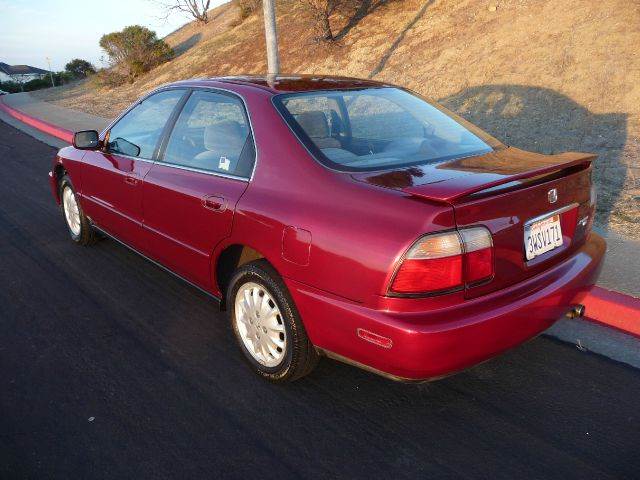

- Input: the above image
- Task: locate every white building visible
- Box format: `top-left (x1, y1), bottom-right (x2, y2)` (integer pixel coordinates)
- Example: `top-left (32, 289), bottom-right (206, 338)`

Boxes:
top-left (0, 62), bottom-right (50, 83)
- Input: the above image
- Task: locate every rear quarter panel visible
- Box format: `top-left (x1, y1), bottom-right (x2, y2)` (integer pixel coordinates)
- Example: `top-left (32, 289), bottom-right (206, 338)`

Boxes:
top-left (219, 87), bottom-right (456, 305)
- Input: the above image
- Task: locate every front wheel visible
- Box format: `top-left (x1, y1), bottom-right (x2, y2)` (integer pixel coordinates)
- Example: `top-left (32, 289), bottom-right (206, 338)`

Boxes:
top-left (59, 175), bottom-right (97, 245)
top-left (228, 260), bottom-right (318, 382)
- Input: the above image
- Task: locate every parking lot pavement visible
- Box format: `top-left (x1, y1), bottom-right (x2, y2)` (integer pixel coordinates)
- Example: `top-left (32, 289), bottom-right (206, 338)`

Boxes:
top-left (1, 119), bottom-right (639, 480)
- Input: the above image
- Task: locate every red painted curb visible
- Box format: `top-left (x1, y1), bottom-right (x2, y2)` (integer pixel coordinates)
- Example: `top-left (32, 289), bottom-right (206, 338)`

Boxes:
top-left (583, 286), bottom-right (640, 338)
top-left (1, 97), bottom-right (639, 339)
top-left (0, 99), bottom-right (74, 143)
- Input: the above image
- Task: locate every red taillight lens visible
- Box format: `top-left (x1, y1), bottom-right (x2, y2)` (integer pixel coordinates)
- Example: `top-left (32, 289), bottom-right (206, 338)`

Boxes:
top-left (460, 228), bottom-right (494, 283)
top-left (390, 231), bottom-right (463, 294)
top-left (392, 256), bottom-right (463, 293)
top-left (464, 248), bottom-right (493, 283)
top-left (390, 227), bottom-right (493, 295)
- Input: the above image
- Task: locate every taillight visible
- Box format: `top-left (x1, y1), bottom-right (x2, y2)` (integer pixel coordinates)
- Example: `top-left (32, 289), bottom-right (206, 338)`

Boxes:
top-left (460, 228), bottom-right (493, 284)
top-left (390, 227), bottom-right (494, 295)
top-left (391, 232), bottom-right (463, 293)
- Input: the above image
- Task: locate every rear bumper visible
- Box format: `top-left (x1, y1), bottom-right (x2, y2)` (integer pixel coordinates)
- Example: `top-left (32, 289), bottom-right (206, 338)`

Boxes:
top-left (286, 232), bottom-right (606, 381)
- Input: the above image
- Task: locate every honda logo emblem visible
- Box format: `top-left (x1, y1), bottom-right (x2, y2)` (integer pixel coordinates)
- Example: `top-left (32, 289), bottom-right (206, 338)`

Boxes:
top-left (548, 188), bottom-right (558, 204)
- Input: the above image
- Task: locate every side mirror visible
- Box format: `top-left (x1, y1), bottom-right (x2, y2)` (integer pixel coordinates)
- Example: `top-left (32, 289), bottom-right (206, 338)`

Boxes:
top-left (73, 130), bottom-right (100, 150)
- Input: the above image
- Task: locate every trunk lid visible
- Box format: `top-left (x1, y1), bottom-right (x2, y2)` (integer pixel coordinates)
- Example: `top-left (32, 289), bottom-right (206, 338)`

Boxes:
top-left (353, 147), bottom-right (596, 298)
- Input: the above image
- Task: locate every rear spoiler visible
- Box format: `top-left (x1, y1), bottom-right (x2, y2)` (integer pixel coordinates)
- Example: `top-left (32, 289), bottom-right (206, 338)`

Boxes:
top-left (402, 151), bottom-right (596, 204)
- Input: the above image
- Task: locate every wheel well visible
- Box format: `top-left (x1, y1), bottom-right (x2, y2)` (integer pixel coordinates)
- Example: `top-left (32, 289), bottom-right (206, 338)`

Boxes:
top-left (216, 244), bottom-right (265, 309)
top-left (53, 164), bottom-right (67, 202)
top-left (54, 164), bottom-right (66, 182)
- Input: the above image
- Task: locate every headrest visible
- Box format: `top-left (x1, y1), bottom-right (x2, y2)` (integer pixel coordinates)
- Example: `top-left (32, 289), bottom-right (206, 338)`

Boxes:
top-left (295, 111), bottom-right (330, 139)
top-left (204, 121), bottom-right (246, 151)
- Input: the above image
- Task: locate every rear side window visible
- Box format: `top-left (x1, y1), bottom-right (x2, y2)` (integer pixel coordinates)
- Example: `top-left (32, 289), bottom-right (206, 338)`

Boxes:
top-left (107, 89), bottom-right (185, 159)
top-left (273, 87), bottom-right (492, 172)
top-left (162, 90), bottom-right (255, 178)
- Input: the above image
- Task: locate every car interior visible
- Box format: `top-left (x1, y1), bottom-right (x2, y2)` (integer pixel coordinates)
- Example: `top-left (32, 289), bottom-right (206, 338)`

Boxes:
top-left (164, 119), bottom-right (253, 176)
top-left (281, 89), bottom-right (493, 171)
top-left (294, 108), bottom-right (485, 170)
top-left (106, 90), bottom-right (255, 178)
top-left (162, 92), bottom-right (255, 177)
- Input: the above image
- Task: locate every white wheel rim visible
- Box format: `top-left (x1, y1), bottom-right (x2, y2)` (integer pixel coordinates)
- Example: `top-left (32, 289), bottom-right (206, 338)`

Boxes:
top-left (62, 186), bottom-right (81, 236)
top-left (235, 282), bottom-right (287, 367)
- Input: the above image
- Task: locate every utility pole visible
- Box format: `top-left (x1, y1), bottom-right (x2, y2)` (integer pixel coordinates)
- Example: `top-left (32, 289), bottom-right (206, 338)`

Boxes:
top-left (46, 57), bottom-right (55, 87)
top-left (262, 0), bottom-right (280, 75)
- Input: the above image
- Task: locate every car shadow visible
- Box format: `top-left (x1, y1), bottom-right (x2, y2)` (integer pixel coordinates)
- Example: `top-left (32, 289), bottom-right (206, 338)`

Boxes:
top-left (439, 85), bottom-right (628, 229)
top-left (160, 279), bottom-right (639, 477)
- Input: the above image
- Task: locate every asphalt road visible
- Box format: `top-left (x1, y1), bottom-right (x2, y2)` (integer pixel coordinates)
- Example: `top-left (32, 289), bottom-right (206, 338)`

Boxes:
top-left (1, 119), bottom-right (639, 479)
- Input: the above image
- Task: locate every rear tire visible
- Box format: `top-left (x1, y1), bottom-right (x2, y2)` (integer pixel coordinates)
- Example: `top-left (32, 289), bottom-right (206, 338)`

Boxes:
top-left (59, 175), bottom-right (97, 246)
top-left (227, 260), bottom-right (319, 382)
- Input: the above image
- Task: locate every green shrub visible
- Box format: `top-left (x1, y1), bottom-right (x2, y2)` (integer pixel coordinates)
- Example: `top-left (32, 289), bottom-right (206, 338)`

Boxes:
top-left (99, 25), bottom-right (173, 81)
top-left (0, 81), bottom-right (21, 93)
top-left (65, 58), bottom-right (96, 79)
top-left (23, 78), bottom-right (51, 91)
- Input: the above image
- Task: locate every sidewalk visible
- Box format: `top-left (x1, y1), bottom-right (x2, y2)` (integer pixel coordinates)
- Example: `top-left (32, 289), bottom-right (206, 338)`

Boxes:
top-left (2, 92), bottom-right (110, 133)
top-left (594, 229), bottom-right (640, 298)
top-left (1, 91), bottom-right (639, 367)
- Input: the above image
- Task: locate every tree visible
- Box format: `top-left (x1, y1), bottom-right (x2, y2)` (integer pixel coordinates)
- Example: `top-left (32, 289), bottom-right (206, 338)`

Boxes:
top-left (301, 0), bottom-right (360, 41)
top-left (65, 59), bottom-right (96, 79)
top-left (155, 0), bottom-right (212, 24)
top-left (99, 25), bottom-right (173, 81)
top-left (301, 0), bottom-right (386, 42)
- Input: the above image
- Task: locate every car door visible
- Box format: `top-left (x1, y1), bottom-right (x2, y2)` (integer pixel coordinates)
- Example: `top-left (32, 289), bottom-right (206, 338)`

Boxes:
top-left (80, 89), bottom-right (187, 250)
top-left (142, 89), bottom-right (256, 290)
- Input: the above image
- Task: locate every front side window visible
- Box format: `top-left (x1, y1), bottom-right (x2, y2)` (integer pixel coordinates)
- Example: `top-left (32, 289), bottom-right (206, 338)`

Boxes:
top-left (274, 87), bottom-right (492, 172)
top-left (107, 89), bottom-right (185, 159)
top-left (162, 90), bottom-right (254, 177)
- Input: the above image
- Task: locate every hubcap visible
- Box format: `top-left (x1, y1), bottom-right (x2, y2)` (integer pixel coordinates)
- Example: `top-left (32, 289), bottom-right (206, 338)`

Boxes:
top-left (62, 186), bottom-right (81, 236)
top-left (235, 282), bottom-right (286, 367)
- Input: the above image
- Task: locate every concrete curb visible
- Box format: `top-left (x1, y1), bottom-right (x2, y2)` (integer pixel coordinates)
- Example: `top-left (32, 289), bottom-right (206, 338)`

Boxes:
top-left (0, 98), bottom-right (73, 143)
top-left (1, 94), bottom-right (639, 339)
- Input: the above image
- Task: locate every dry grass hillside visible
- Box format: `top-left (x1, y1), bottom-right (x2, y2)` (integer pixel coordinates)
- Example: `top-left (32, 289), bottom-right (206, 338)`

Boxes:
top-left (33, 0), bottom-right (640, 237)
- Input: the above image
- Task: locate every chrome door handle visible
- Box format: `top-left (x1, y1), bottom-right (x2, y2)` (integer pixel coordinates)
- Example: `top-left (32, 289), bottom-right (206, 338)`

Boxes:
top-left (202, 195), bottom-right (227, 212)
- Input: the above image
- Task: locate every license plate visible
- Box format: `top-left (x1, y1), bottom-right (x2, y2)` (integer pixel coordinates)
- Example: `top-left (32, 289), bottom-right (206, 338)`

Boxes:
top-left (524, 214), bottom-right (563, 261)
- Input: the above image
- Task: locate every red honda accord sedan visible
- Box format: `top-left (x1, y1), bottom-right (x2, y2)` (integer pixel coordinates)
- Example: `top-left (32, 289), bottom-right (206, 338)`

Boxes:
top-left (49, 75), bottom-right (605, 382)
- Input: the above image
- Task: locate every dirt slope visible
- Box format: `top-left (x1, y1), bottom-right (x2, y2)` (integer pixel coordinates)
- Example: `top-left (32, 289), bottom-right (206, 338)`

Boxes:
top-left (32, 0), bottom-right (640, 237)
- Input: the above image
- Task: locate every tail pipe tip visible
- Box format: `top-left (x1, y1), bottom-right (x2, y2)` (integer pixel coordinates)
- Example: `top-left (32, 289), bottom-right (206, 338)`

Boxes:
top-left (566, 304), bottom-right (586, 319)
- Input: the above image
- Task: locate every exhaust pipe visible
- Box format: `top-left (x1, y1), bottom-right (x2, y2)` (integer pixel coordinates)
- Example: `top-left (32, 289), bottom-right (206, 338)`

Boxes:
top-left (566, 304), bottom-right (586, 319)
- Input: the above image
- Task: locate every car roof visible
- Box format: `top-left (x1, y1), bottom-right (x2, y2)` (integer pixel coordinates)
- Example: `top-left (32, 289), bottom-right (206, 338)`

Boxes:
top-left (169, 75), bottom-right (393, 94)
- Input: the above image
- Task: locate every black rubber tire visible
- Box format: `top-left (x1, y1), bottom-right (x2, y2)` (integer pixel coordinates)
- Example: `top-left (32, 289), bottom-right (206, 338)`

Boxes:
top-left (227, 260), bottom-right (319, 382)
top-left (59, 175), bottom-right (97, 246)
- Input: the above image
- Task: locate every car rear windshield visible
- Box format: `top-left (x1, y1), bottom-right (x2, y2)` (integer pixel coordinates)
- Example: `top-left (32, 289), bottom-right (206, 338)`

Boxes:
top-left (273, 87), bottom-right (492, 172)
